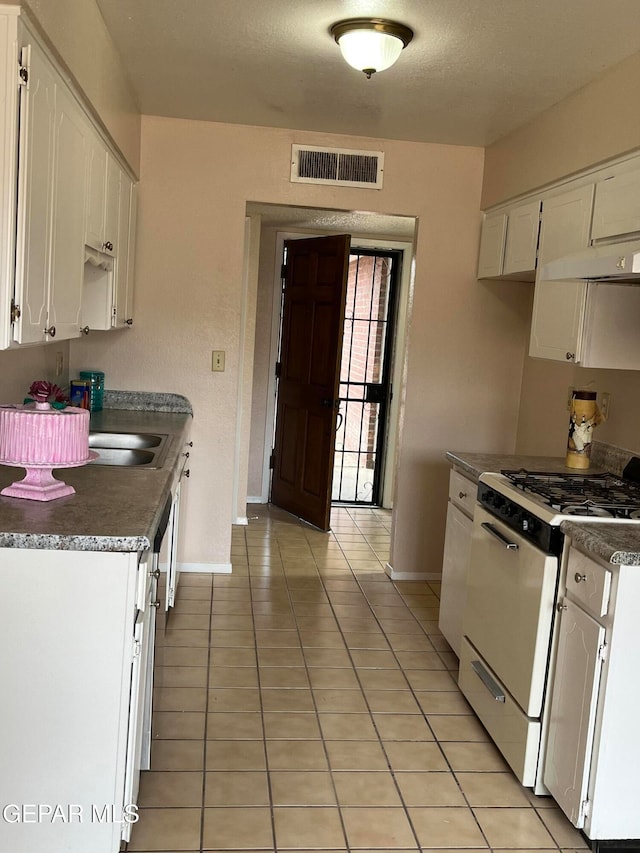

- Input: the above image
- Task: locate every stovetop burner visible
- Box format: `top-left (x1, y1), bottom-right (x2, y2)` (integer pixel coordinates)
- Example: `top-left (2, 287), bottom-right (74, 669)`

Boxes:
top-left (501, 469), bottom-right (640, 519)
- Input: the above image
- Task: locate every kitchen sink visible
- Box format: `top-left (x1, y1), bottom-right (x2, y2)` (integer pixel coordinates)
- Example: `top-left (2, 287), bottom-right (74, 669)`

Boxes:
top-left (88, 431), bottom-right (171, 468)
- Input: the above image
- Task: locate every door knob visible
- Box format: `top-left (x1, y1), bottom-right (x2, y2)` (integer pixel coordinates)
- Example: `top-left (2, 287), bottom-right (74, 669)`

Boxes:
top-left (44, 325), bottom-right (56, 337)
top-left (80, 326), bottom-right (90, 335)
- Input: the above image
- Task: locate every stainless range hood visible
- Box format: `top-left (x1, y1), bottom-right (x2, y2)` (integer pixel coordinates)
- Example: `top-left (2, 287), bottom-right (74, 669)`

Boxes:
top-left (540, 239), bottom-right (640, 283)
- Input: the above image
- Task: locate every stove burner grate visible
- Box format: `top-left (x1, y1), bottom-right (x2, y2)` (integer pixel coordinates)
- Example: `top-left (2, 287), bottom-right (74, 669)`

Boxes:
top-left (501, 469), bottom-right (640, 518)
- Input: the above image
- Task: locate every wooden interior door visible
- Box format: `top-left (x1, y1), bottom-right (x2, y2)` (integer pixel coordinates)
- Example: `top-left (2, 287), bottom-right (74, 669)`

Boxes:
top-left (270, 234), bottom-right (351, 530)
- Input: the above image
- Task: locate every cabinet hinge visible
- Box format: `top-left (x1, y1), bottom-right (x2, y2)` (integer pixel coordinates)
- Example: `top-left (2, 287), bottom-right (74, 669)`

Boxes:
top-left (269, 450), bottom-right (275, 469)
top-left (18, 64), bottom-right (28, 86)
top-left (598, 642), bottom-right (608, 662)
top-left (580, 798), bottom-right (591, 819)
top-left (132, 638), bottom-right (141, 659)
top-left (10, 299), bottom-right (21, 324)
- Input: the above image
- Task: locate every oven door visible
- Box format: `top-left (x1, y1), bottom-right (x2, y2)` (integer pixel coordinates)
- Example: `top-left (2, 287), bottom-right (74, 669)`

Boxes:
top-left (461, 505), bottom-right (559, 718)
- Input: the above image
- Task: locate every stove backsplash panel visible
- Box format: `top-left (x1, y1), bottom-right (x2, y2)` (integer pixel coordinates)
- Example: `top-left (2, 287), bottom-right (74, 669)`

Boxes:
top-left (591, 440), bottom-right (638, 478)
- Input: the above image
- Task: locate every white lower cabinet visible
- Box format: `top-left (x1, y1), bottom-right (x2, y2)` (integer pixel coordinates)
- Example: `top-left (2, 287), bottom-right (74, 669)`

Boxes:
top-left (438, 468), bottom-right (476, 656)
top-left (162, 443), bottom-right (191, 608)
top-left (0, 547), bottom-right (156, 853)
top-left (544, 545), bottom-right (640, 841)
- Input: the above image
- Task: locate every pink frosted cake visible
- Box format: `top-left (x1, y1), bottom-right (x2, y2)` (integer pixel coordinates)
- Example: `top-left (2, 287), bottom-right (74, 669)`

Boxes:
top-left (0, 403), bottom-right (91, 500)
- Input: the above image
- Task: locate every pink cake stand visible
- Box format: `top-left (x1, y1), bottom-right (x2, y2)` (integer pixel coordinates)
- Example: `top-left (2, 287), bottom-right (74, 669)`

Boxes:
top-left (0, 451), bottom-right (99, 501)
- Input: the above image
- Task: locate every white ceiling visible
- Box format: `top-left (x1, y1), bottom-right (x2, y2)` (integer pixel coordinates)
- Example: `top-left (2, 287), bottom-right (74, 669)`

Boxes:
top-left (96, 0), bottom-right (640, 147)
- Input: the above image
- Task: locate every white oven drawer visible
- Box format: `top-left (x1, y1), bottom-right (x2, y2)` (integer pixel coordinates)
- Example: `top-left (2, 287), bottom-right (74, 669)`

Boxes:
top-left (459, 636), bottom-right (541, 786)
top-left (566, 548), bottom-right (611, 618)
top-left (449, 469), bottom-right (477, 517)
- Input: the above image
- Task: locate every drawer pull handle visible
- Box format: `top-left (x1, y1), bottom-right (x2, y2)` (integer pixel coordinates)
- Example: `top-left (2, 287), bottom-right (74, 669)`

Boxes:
top-left (458, 491), bottom-right (467, 499)
top-left (574, 572), bottom-right (587, 583)
top-left (481, 522), bottom-right (519, 550)
top-left (150, 601), bottom-right (161, 608)
top-left (471, 659), bottom-right (505, 702)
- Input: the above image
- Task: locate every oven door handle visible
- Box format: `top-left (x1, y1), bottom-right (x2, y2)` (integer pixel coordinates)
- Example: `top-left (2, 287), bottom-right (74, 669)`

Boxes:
top-left (480, 521), bottom-right (519, 551)
top-left (471, 659), bottom-right (506, 703)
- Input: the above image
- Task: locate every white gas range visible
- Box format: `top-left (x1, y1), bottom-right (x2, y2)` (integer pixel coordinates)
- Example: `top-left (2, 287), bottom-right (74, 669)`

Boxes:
top-left (457, 464), bottom-right (640, 792)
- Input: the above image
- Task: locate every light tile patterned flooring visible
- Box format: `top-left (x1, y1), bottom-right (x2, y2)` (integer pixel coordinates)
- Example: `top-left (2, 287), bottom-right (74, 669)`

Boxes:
top-left (129, 504), bottom-right (588, 853)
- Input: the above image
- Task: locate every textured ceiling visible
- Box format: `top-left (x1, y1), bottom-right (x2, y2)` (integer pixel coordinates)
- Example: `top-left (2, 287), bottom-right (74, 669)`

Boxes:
top-left (96, 0), bottom-right (640, 147)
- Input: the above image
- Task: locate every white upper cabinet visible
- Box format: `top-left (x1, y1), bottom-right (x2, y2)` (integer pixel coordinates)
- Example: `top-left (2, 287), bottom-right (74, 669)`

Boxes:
top-left (85, 136), bottom-right (120, 256)
top-left (114, 176), bottom-right (137, 327)
top-left (529, 185), bottom-right (593, 363)
top-left (13, 35), bottom-right (88, 345)
top-left (477, 200), bottom-right (541, 280)
top-left (47, 80), bottom-right (88, 340)
top-left (591, 169), bottom-right (640, 241)
top-left (477, 212), bottom-right (507, 278)
top-left (503, 199), bottom-right (541, 278)
top-left (530, 182), bottom-right (640, 370)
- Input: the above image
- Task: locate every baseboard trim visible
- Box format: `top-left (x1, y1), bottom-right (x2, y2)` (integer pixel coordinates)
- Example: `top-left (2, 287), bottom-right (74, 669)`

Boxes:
top-left (247, 496), bottom-right (265, 503)
top-left (385, 562), bottom-right (440, 581)
top-left (159, 561), bottom-right (233, 574)
top-left (234, 516), bottom-right (249, 526)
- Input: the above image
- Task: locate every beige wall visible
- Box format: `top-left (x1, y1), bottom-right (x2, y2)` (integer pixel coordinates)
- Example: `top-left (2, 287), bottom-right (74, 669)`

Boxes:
top-left (482, 51), bottom-right (640, 209)
top-left (482, 49), bottom-right (640, 462)
top-left (16, 0), bottom-right (141, 172)
top-left (0, 341), bottom-right (68, 404)
top-left (71, 116), bottom-right (531, 574)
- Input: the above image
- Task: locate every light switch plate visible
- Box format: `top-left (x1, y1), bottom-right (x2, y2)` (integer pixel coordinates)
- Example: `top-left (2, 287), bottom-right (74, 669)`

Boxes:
top-left (211, 350), bottom-right (225, 372)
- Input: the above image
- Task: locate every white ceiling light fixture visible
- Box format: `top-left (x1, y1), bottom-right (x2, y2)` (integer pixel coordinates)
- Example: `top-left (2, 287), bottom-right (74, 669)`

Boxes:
top-left (330, 18), bottom-right (414, 79)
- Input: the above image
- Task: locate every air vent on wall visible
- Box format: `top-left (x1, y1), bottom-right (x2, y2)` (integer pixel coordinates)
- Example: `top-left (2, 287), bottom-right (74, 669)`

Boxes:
top-left (290, 144), bottom-right (384, 189)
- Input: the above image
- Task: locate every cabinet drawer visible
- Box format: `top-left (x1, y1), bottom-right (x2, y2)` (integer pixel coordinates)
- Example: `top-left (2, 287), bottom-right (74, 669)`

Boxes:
top-left (449, 469), bottom-right (476, 517)
top-left (566, 549), bottom-right (611, 617)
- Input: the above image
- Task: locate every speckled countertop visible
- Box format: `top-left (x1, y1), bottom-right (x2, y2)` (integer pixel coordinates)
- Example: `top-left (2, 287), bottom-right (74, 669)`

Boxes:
top-left (0, 394), bottom-right (192, 551)
top-left (445, 451), bottom-right (606, 483)
top-left (447, 445), bottom-right (640, 565)
top-left (561, 522), bottom-right (640, 566)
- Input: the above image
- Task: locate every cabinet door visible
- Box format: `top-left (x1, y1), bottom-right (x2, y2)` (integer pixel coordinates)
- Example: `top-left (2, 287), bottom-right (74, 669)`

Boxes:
top-left (592, 170), bottom-right (640, 241)
top-left (477, 212), bottom-right (507, 278)
top-left (104, 152), bottom-right (120, 255)
top-left (13, 42), bottom-right (56, 345)
top-left (503, 199), bottom-right (541, 276)
top-left (438, 501), bottom-right (472, 657)
top-left (125, 182), bottom-right (138, 324)
top-left (529, 185), bottom-right (593, 362)
top-left (48, 81), bottom-right (87, 340)
top-left (543, 599), bottom-right (605, 827)
top-left (85, 132), bottom-right (106, 251)
top-left (114, 172), bottom-right (134, 327)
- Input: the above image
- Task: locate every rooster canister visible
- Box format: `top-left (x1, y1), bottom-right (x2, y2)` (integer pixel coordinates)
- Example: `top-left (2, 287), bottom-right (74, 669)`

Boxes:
top-left (566, 390), bottom-right (601, 469)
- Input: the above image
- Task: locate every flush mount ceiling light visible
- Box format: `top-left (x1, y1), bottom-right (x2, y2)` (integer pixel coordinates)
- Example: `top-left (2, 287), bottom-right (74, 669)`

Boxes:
top-left (330, 18), bottom-right (413, 79)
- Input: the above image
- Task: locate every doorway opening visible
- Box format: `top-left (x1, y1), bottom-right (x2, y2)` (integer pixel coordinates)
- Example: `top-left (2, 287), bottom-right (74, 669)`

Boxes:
top-left (333, 248), bottom-right (401, 505)
top-left (243, 204), bottom-right (416, 519)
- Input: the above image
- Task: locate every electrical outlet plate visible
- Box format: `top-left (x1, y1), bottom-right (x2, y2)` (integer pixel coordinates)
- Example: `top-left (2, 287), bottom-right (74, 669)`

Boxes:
top-left (55, 351), bottom-right (64, 377)
top-left (567, 386), bottom-right (575, 410)
top-left (600, 392), bottom-right (611, 420)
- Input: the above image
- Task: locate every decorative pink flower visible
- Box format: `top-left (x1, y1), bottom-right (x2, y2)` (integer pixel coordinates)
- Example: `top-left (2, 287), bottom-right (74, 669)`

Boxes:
top-left (28, 381), bottom-right (69, 404)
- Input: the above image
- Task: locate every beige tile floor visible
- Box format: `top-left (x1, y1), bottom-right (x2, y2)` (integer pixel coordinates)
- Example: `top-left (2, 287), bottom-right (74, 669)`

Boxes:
top-left (128, 504), bottom-right (589, 853)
